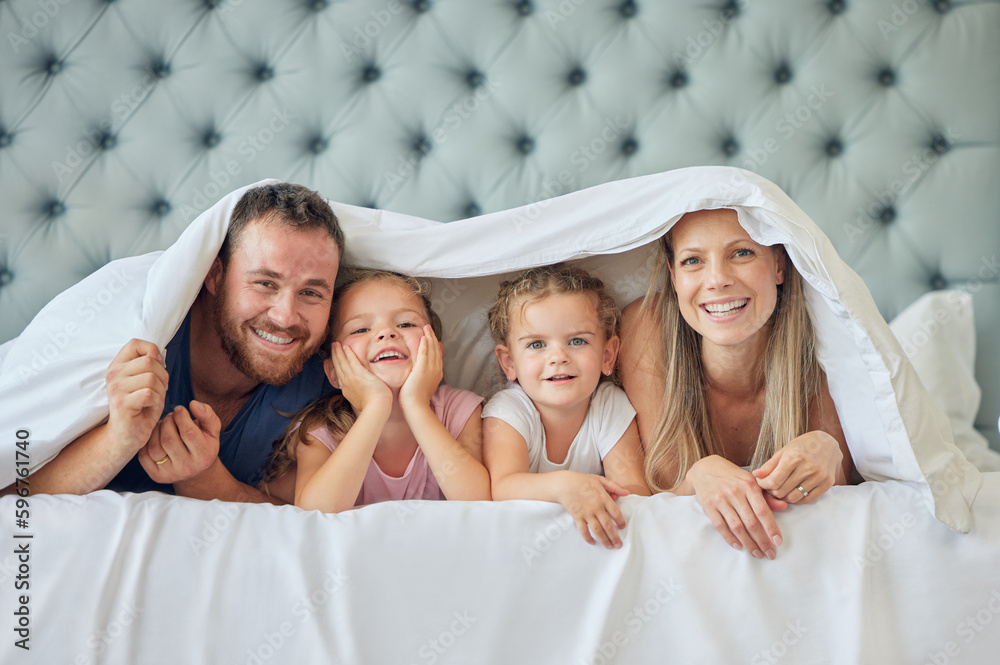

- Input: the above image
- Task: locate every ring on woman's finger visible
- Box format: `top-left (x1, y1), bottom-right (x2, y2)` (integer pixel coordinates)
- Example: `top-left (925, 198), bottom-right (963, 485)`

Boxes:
top-left (796, 485), bottom-right (808, 497)
top-left (154, 454), bottom-right (170, 465)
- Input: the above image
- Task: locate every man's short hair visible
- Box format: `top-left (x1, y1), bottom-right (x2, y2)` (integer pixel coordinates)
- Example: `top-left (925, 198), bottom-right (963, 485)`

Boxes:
top-left (219, 182), bottom-right (345, 268)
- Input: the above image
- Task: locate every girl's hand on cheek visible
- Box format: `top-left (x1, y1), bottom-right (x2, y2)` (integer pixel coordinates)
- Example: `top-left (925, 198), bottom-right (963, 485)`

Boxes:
top-left (399, 325), bottom-right (443, 411)
top-left (331, 342), bottom-right (392, 414)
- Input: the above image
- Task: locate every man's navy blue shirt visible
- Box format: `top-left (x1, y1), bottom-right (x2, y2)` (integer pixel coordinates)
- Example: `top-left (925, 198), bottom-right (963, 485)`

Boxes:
top-left (106, 312), bottom-right (333, 494)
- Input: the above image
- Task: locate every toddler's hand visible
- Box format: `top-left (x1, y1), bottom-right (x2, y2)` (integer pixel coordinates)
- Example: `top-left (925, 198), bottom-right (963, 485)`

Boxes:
top-left (399, 325), bottom-right (443, 412)
top-left (557, 472), bottom-right (629, 549)
top-left (330, 342), bottom-right (393, 414)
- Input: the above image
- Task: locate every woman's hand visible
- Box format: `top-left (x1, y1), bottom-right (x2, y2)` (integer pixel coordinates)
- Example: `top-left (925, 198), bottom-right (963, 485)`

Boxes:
top-left (753, 430), bottom-right (844, 504)
top-left (688, 455), bottom-right (784, 559)
top-left (555, 472), bottom-right (630, 549)
top-left (399, 325), bottom-right (443, 413)
top-left (330, 342), bottom-right (393, 414)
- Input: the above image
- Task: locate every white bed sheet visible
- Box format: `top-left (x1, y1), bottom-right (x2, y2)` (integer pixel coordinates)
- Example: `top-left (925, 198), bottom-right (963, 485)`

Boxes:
top-left (2, 478), bottom-right (999, 664)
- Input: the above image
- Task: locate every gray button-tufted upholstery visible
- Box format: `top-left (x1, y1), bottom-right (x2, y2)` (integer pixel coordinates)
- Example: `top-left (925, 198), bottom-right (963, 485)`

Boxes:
top-left (0, 0), bottom-right (997, 445)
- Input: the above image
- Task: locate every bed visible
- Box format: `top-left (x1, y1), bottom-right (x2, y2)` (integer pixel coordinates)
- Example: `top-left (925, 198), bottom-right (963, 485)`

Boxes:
top-left (1, 1), bottom-right (999, 663)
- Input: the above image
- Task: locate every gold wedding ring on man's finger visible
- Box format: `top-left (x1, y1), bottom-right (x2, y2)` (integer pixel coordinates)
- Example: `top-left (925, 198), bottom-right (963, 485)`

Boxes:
top-left (154, 454), bottom-right (170, 465)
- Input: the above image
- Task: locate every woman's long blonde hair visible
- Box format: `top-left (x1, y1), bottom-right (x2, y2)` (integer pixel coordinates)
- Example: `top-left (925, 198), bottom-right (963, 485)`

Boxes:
top-left (642, 214), bottom-right (821, 493)
top-left (259, 268), bottom-right (442, 486)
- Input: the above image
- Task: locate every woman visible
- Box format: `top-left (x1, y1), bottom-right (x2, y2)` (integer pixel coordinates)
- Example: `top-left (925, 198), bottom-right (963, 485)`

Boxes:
top-left (620, 208), bottom-right (854, 560)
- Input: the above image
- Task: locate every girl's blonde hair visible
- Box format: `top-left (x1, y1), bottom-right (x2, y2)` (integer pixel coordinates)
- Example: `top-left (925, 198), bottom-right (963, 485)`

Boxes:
top-left (259, 268), bottom-right (442, 486)
top-left (487, 263), bottom-right (620, 384)
top-left (642, 215), bottom-right (821, 493)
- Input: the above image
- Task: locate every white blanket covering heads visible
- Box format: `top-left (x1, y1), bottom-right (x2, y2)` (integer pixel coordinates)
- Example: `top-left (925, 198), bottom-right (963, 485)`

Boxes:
top-left (0, 166), bottom-right (981, 531)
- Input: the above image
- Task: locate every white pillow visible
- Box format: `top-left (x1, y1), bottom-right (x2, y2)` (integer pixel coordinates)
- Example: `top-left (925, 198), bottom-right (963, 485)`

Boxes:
top-left (889, 290), bottom-right (1000, 471)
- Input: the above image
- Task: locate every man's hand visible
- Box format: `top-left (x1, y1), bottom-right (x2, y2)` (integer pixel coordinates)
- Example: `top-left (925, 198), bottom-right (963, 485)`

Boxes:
top-left (138, 401), bottom-right (222, 484)
top-left (106, 339), bottom-right (169, 457)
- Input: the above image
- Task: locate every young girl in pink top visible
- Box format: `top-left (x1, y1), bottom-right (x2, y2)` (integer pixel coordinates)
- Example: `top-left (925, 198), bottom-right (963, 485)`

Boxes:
top-left (260, 269), bottom-right (490, 511)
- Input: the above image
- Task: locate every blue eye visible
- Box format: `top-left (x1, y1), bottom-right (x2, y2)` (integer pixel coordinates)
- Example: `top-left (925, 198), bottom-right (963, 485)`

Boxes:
top-left (569, 338), bottom-right (586, 346)
top-left (399, 322), bottom-right (416, 328)
top-left (679, 257), bottom-right (699, 266)
top-left (351, 328), bottom-right (369, 335)
top-left (528, 341), bottom-right (544, 350)
top-left (735, 248), bottom-right (755, 258)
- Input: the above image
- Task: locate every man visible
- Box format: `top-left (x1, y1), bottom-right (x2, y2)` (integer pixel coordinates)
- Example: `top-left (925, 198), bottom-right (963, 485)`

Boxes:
top-left (2, 182), bottom-right (342, 503)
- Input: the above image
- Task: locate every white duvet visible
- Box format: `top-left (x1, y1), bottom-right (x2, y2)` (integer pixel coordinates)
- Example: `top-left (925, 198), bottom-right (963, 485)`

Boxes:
top-left (1, 167), bottom-right (996, 663)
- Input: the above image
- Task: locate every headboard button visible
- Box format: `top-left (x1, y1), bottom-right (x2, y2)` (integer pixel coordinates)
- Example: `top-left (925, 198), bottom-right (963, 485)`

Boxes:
top-left (722, 137), bottom-right (739, 157)
top-left (362, 65), bottom-right (382, 83)
top-left (99, 133), bottom-right (117, 150)
top-left (721, 0), bottom-right (741, 19)
top-left (516, 136), bottom-right (535, 155)
top-left (619, 0), bottom-right (637, 18)
top-left (467, 70), bottom-right (486, 89)
top-left (46, 200), bottom-right (66, 218)
top-left (933, 0), bottom-right (950, 12)
top-left (930, 274), bottom-right (947, 290)
top-left (825, 139), bottom-right (843, 157)
top-left (567, 67), bottom-right (587, 86)
top-left (621, 137), bottom-right (639, 156)
top-left (203, 130), bottom-right (222, 149)
top-left (310, 137), bottom-right (329, 154)
top-left (827, 0), bottom-right (846, 14)
top-left (464, 202), bottom-right (481, 217)
top-left (774, 64), bottom-right (792, 84)
top-left (515, 0), bottom-right (533, 16)
top-left (0, 130), bottom-right (11, 148)
top-left (930, 134), bottom-right (950, 154)
top-left (0, 270), bottom-right (12, 287)
top-left (878, 68), bottom-right (896, 87)
top-left (46, 58), bottom-right (63, 76)
top-left (413, 135), bottom-right (432, 157)
top-left (412, 0), bottom-right (431, 13)
top-left (669, 70), bottom-right (688, 88)
top-left (151, 200), bottom-right (172, 217)
top-left (879, 205), bottom-right (896, 224)
top-left (255, 65), bottom-right (274, 82)
top-left (311, 0), bottom-right (329, 10)
top-left (150, 60), bottom-right (171, 79)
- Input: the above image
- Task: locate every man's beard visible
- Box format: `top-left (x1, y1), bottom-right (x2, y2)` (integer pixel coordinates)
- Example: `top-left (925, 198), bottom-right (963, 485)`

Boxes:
top-left (212, 282), bottom-right (320, 386)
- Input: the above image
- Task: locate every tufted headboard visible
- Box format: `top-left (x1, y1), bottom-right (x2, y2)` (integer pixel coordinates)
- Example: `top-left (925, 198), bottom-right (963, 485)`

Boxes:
top-left (1, 0), bottom-right (997, 447)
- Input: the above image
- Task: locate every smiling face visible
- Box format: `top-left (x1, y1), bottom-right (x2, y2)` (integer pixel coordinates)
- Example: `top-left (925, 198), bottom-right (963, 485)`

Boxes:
top-left (209, 218), bottom-right (340, 386)
top-left (496, 292), bottom-right (619, 417)
top-left (328, 278), bottom-right (434, 389)
top-left (668, 209), bottom-right (785, 354)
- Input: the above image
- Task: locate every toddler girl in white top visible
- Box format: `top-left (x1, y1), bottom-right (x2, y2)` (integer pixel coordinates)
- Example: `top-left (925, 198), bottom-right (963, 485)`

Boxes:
top-left (483, 264), bottom-right (650, 549)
